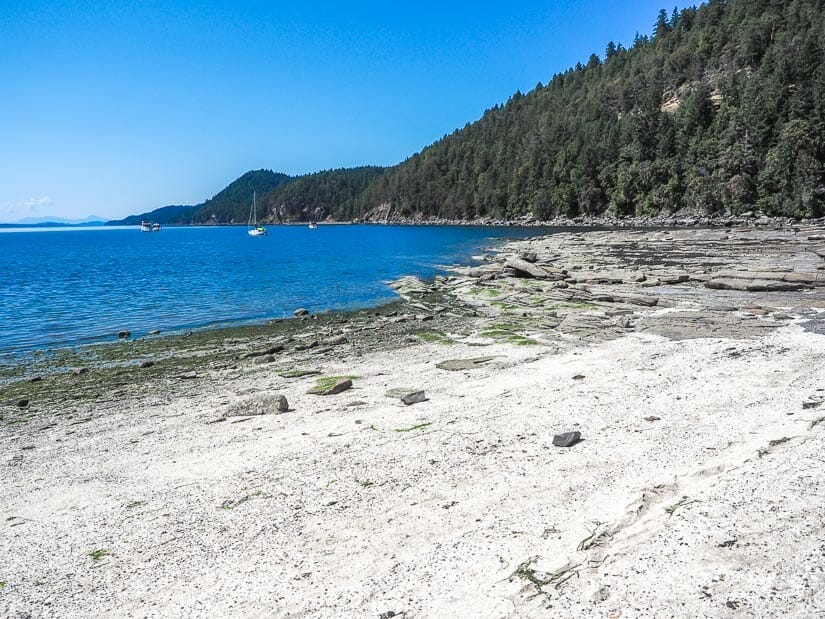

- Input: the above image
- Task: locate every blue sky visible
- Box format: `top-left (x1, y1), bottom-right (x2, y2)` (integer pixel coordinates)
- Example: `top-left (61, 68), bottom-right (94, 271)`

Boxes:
top-left (0, 1), bottom-right (678, 221)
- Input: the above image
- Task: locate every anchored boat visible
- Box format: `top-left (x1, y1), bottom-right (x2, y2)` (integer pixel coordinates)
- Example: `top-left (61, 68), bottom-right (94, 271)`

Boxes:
top-left (247, 191), bottom-right (267, 236)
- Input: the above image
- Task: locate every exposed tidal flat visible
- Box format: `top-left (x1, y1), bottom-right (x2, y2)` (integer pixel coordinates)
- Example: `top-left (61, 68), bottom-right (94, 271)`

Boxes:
top-left (2, 224), bottom-right (825, 617)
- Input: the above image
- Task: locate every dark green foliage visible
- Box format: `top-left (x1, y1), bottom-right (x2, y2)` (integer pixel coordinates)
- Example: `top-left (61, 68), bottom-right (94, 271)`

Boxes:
top-left (253, 0), bottom-right (824, 222)
top-left (257, 167), bottom-right (384, 222)
top-left (108, 170), bottom-right (290, 225)
top-left (190, 169), bottom-right (291, 224)
top-left (114, 1), bottom-right (825, 224)
top-left (108, 204), bottom-right (198, 226)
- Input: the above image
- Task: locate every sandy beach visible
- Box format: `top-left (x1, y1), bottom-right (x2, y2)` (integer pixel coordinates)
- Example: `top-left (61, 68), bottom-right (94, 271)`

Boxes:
top-left (2, 225), bottom-right (825, 618)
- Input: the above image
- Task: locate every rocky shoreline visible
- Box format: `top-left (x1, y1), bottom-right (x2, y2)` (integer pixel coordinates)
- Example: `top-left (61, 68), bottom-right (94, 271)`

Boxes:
top-left (2, 224), bottom-right (825, 617)
top-left (355, 211), bottom-right (825, 230)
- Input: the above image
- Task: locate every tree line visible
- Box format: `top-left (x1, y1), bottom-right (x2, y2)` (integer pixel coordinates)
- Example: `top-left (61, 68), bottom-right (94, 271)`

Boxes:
top-left (114, 0), bottom-right (825, 225)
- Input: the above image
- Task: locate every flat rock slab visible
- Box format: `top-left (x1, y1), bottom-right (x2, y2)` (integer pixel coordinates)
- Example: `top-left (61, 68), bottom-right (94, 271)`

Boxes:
top-left (385, 388), bottom-right (419, 399)
top-left (323, 335), bottom-right (348, 346)
top-left (706, 278), bottom-right (806, 292)
top-left (239, 345), bottom-right (284, 360)
top-left (436, 357), bottom-right (498, 371)
top-left (504, 258), bottom-right (565, 280)
top-left (637, 311), bottom-right (780, 340)
top-left (225, 393), bottom-right (289, 417)
top-left (552, 431), bottom-right (582, 447)
top-left (308, 379), bottom-right (353, 395)
top-left (277, 369), bottom-right (322, 378)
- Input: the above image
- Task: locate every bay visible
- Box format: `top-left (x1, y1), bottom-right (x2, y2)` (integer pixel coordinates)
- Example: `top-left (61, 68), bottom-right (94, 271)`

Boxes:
top-left (0, 224), bottom-right (555, 357)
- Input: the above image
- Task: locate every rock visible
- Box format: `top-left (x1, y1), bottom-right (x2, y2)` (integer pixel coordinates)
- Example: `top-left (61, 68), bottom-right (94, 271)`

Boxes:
top-left (277, 369), bottom-right (321, 378)
top-left (620, 294), bottom-right (659, 307)
top-left (139, 361), bottom-right (154, 369)
top-left (552, 431), bottom-right (582, 447)
top-left (225, 393), bottom-right (289, 417)
top-left (659, 274), bottom-right (690, 284)
top-left (436, 357), bottom-right (497, 371)
top-left (323, 335), bottom-right (348, 346)
top-left (802, 401), bottom-right (823, 410)
top-left (401, 391), bottom-right (427, 405)
top-left (118, 330), bottom-right (131, 339)
top-left (460, 267), bottom-right (486, 278)
top-left (239, 345), bottom-right (285, 360)
top-left (705, 278), bottom-right (805, 292)
top-left (309, 379), bottom-right (353, 396)
top-left (505, 258), bottom-right (552, 279)
top-left (294, 340), bottom-right (319, 351)
top-left (293, 308), bottom-right (309, 316)
top-left (713, 270), bottom-right (822, 285)
top-left (519, 251), bottom-right (538, 263)
top-left (386, 388), bottom-right (418, 399)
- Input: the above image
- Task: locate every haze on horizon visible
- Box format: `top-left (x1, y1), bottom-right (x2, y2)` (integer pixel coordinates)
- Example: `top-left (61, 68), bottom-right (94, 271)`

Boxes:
top-left (1, 0), bottom-right (677, 222)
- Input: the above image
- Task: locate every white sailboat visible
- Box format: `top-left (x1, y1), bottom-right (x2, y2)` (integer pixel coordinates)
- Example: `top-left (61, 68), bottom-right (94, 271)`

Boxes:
top-left (247, 191), bottom-right (267, 236)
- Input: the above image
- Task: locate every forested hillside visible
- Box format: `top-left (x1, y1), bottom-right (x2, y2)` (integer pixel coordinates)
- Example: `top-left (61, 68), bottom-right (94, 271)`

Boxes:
top-left (114, 0), bottom-right (825, 225)
top-left (109, 170), bottom-right (290, 225)
top-left (261, 0), bottom-right (824, 222)
top-left (191, 169), bottom-right (291, 223)
top-left (257, 167), bottom-right (384, 222)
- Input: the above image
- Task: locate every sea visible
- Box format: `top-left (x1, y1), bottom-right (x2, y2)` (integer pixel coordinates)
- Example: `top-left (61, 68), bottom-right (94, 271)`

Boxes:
top-left (0, 224), bottom-right (556, 359)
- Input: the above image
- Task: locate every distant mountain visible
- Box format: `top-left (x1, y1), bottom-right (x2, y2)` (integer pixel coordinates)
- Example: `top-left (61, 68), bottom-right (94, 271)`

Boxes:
top-left (12, 215), bottom-right (106, 225)
top-left (108, 169), bottom-right (291, 225)
top-left (107, 204), bottom-right (199, 226)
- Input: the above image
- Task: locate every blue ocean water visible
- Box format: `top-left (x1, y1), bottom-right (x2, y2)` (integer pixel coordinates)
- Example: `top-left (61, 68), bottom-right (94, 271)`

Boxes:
top-left (0, 224), bottom-right (556, 356)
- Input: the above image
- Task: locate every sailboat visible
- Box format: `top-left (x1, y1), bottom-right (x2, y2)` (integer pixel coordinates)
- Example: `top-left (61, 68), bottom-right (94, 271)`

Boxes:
top-left (247, 191), bottom-right (267, 236)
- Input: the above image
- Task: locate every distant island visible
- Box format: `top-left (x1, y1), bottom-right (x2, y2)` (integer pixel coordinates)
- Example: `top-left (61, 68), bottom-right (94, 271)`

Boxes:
top-left (0, 218), bottom-right (106, 228)
top-left (112, 0), bottom-right (825, 226)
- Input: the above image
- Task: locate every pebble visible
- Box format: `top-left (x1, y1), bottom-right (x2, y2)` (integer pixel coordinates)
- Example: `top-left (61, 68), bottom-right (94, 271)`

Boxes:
top-left (401, 391), bottom-right (427, 405)
top-left (552, 431), bottom-right (582, 447)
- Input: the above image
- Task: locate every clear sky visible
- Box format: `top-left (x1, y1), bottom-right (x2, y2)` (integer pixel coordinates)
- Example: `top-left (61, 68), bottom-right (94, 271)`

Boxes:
top-left (0, 1), bottom-right (678, 221)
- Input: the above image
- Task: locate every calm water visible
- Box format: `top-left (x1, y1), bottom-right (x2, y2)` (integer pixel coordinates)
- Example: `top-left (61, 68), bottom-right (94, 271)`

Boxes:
top-left (0, 224), bottom-right (555, 357)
